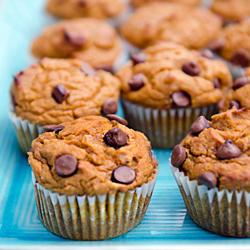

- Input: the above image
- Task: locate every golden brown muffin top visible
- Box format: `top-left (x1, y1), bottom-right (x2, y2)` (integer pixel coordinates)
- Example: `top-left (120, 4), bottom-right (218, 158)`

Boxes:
top-left (131, 0), bottom-right (201, 8)
top-left (211, 0), bottom-right (250, 21)
top-left (116, 42), bottom-right (232, 109)
top-left (10, 58), bottom-right (121, 125)
top-left (171, 107), bottom-right (250, 191)
top-left (120, 2), bottom-right (222, 49)
top-left (31, 18), bottom-right (121, 69)
top-left (46, 0), bottom-right (126, 19)
top-left (28, 116), bottom-right (158, 196)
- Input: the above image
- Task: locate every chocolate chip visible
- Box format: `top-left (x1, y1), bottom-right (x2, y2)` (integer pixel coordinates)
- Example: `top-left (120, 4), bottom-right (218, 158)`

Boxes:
top-left (213, 78), bottom-right (220, 89)
top-left (102, 98), bottom-right (118, 115)
top-left (198, 171), bottom-right (217, 189)
top-left (29, 148), bottom-right (34, 152)
top-left (149, 150), bottom-right (153, 158)
top-left (52, 85), bottom-right (69, 104)
top-left (190, 116), bottom-right (211, 135)
top-left (43, 125), bottom-right (65, 133)
top-left (11, 94), bottom-right (16, 107)
top-left (182, 61), bottom-right (201, 76)
top-left (229, 100), bottom-right (241, 109)
top-left (217, 140), bottom-right (241, 160)
top-left (106, 114), bottom-right (128, 126)
top-left (172, 91), bottom-right (190, 107)
top-left (129, 73), bottom-right (144, 90)
top-left (232, 76), bottom-right (249, 90)
top-left (95, 64), bottom-right (113, 73)
top-left (55, 154), bottom-right (78, 177)
top-left (111, 166), bottom-right (136, 184)
top-left (79, 0), bottom-right (88, 6)
top-left (130, 53), bottom-right (147, 65)
top-left (200, 49), bottom-right (214, 59)
top-left (171, 145), bottom-right (187, 168)
top-left (231, 49), bottom-right (250, 67)
top-left (208, 38), bottom-right (225, 52)
top-left (64, 32), bottom-right (85, 47)
top-left (104, 128), bottom-right (127, 148)
top-left (80, 64), bottom-right (98, 76)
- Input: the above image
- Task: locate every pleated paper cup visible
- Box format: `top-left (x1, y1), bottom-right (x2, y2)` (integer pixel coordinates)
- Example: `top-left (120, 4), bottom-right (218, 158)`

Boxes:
top-left (8, 109), bottom-right (43, 154)
top-left (121, 97), bottom-right (219, 149)
top-left (32, 167), bottom-right (159, 240)
top-left (170, 163), bottom-right (250, 237)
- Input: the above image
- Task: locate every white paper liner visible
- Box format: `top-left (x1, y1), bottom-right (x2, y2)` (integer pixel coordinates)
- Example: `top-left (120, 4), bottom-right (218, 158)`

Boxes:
top-left (31, 166), bottom-right (159, 240)
top-left (121, 97), bottom-right (219, 149)
top-left (8, 109), bottom-right (43, 154)
top-left (200, 0), bottom-right (213, 8)
top-left (169, 163), bottom-right (250, 237)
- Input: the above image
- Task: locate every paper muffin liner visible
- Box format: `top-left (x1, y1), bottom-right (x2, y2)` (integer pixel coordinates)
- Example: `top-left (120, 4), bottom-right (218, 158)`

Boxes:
top-left (121, 97), bottom-right (219, 149)
top-left (169, 163), bottom-right (250, 237)
top-left (31, 167), bottom-right (159, 240)
top-left (8, 109), bottom-right (43, 154)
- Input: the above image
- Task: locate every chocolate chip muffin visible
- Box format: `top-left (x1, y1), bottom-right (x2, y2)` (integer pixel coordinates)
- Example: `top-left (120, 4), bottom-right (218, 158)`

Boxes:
top-left (31, 18), bottom-right (123, 71)
top-left (116, 42), bottom-right (232, 148)
top-left (170, 107), bottom-right (250, 237)
top-left (131, 0), bottom-right (201, 8)
top-left (28, 115), bottom-right (159, 240)
top-left (9, 57), bottom-right (121, 153)
top-left (120, 2), bottom-right (222, 51)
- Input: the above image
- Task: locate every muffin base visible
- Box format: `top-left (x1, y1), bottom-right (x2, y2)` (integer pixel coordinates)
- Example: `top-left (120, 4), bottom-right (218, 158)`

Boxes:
top-left (32, 167), bottom-right (159, 240)
top-left (121, 97), bottom-right (219, 149)
top-left (170, 163), bottom-right (250, 237)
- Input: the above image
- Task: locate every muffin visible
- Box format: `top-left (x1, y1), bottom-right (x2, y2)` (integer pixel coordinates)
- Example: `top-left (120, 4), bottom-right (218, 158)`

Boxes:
top-left (116, 42), bottom-right (232, 148)
top-left (9, 57), bottom-right (121, 154)
top-left (131, 0), bottom-right (201, 8)
top-left (31, 18), bottom-right (125, 72)
top-left (120, 2), bottom-right (222, 53)
top-left (28, 115), bottom-right (159, 240)
top-left (170, 107), bottom-right (250, 237)
top-left (208, 18), bottom-right (250, 79)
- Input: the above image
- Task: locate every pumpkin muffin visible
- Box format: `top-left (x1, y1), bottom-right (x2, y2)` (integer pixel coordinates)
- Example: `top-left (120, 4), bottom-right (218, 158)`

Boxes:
top-left (116, 42), bottom-right (232, 148)
top-left (28, 115), bottom-right (159, 240)
top-left (170, 107), bottom-right (250, 237)
top-left (131, 0), bottom-right (201, 8)
top-left (9, 57), bottom-right (121, 153)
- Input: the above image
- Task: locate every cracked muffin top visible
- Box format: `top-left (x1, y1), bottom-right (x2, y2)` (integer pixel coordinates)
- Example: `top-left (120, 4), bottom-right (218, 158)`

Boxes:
top-left (131, 0), bottom-right (201, 8)
top-left (10, 57), bottom-right (121, 125)
top-left (46, 0), bottom-right (126, 19)
top-left (28, 115), bottom-right (158, 196)
top-left (171, 107), bottom-right (250, 191)
top-left (31, 18), bottom-right (121, 69)
top-left (120, 2), bottom-right (222, 50)
top-left (116, 42), bottom-right (232, 109)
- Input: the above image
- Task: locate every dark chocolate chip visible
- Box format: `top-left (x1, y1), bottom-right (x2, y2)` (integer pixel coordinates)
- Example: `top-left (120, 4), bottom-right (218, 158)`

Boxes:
top-left (111, 166), bottom-right (136, 184)
top-left (129, 73), bottom-right (144, 91)
top-left (172, 91), bottom-right (190, 107)
top-left (95, 64), bottom-right (113, 73)
top-left (102, 98), bottom-right (118, 115)
top-left (130, 53), bottom-right (147, 65)
top-left (231, 49), bottom-right (250, 67)
top-left (229, 100), bottom-right (241, 109)
top-left (232, 76), bottom-right (249, 90)
top-left (79, 0), bottom-right (88, 6)
top-left (11, 94), bottom-right (16, 107)
top-left (64, 32), bottom-right (85, 47)
top-left (52, 85), bottom-right (69, 104)
top-left (29, 148), bottom-right (34, 152)
top-left (171, 145), bottom-right (187, 168)
top-left (182, 61), bottom-right (201, 76)
top-left (198, 171), bottom-right (217, 189)
top-left (55, 154), bottom-right (78, 177)
top-left (104, 128), bottom-right (127, 148)
top-left (43, 124), bottom-right (65, 133)
top-left (200, 49), bottom-right (214, 59)
top-left (149, 150), bottom-right (153, 158)
top-left (208, 38), bottom-right (225, 51)
top-left (80, 64), bottom-right (98, 76)
top-left (213, 78), bottom-right (220, 89)
top-left (106, 114), bottom-right (128, 126)
top-left (190, 116), bottom-right (211, 135)
top-left (217, 140), bottom-right (241, 160)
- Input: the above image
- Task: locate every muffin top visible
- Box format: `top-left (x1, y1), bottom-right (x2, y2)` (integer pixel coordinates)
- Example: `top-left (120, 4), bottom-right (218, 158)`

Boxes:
top-left (131, 0), bottom-right (201, 8)
top-left (28, 115), bottom-right (158, 196)
top-left (31, 18), bottom-right (121, 69)
top-left (10, 58), bottom-right (121, 125)
top-left (211, 0), bottom-right (250, 21)
top-left (120, 2), bottom-right (222, 50)
top-left (116, 42), bottom-right (232, 109)
top-left (209, 18), bottom-right (250, 68)
top-left (220, 68), bottom-right (250, 111)
top-left (171, 107), bottom-right (250, 191)
top-left (46, 0), bottom-right (126, 19)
